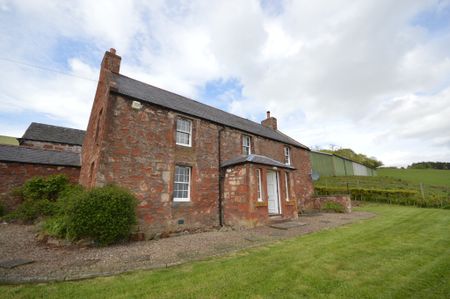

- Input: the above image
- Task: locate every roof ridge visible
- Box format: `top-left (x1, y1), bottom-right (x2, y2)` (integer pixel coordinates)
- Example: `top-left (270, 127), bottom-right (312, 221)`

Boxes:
top-left (114, 73), bottom-right (269, 129)
top-left (29, 122), bottom-right (86, 132)
top-left (112, 73), bottom-right (309, 149)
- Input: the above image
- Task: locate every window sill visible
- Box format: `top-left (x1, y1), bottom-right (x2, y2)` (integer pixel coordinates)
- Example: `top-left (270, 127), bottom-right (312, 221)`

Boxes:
top-left (176, 142), bottom-right (192, 146)
top-left (285, 201), bottom-right (295, 206)
top-left (256, 201), bottom-right (268, 207)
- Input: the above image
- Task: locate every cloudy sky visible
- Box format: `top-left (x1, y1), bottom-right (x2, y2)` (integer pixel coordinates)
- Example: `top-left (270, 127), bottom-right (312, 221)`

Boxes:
top-left (0, 0), bottom-right (449, 166)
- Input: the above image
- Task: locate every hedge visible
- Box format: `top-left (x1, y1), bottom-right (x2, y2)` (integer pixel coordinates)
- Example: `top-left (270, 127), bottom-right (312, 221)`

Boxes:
top-left (315, 186), bottom-right (449, 209)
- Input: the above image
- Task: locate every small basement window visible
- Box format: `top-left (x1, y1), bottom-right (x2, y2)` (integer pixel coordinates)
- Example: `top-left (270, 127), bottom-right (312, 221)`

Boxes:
top-left (176, 118), bottom-right (192, 146)
top-left (242, 135), bottom-right (251, 155)
top-left (174, 165), bottom-right (191, 202)
top-left (284, 147), bottom-right (291, 165)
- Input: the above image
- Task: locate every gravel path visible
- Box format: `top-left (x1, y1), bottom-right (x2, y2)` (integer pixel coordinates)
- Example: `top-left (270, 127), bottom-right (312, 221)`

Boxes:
top-left (0, 211), bottom-right (374, 283)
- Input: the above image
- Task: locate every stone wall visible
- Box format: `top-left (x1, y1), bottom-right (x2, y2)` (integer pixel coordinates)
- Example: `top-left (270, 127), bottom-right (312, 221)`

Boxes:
top-left (21, 140), bottom-right (82, 153)
top-left (0, 162), bottom-right (80, 211)
top-left (223, 164), bottom-right (298, 228)
top-left (306, 195), bottom-right (352, 213)
top-left (81, 93), bottom-right (313, 236)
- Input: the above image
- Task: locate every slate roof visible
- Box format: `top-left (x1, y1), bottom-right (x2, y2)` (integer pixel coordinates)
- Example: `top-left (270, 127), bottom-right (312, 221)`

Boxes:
top-left (21, 122), bottom-right (85, 146)
top-left (111, 73), bottom-right (309, 149)
top-left (221, 154), bottom-right (295, 169)
top-left (0, 145), bottom-right (81, 167)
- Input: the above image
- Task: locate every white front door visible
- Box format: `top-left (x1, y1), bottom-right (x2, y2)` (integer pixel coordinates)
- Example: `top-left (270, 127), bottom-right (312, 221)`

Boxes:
top-left (267, 170), bottom-right (280, 214)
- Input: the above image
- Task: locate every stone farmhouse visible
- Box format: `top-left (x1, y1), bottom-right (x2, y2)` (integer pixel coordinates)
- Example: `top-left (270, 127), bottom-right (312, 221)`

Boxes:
top-left (80, 49), bottom-right (314, 236)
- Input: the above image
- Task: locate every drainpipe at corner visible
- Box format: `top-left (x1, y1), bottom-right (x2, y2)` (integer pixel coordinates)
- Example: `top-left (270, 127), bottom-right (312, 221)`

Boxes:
top-left (218, 126), bottom-right (225, 227)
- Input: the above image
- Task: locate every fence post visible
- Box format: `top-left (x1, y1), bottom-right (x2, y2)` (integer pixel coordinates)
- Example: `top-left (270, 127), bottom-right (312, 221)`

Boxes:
top-left (420, 183), bottom-right (425, 201)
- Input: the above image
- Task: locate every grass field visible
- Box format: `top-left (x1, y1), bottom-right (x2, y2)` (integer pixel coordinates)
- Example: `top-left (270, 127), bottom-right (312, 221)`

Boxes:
top-left (315, 172), bottom-right (450, 200)
top-left (2, 204), bottom-right (449, 298)
top-left (378, 168), bottom-right (450, 188)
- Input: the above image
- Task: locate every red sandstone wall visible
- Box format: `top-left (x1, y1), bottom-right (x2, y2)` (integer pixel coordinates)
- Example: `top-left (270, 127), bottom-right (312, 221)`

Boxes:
top-left (85, 93), bottom-right (313, 235)
top-left (307, 195), bottom-right (352, 213)
top-left (223, 164), bottom-right (297, 227)
top-left (79, 51), bottom-right (119, 187)
top-left (93, 95), bottom-right (221, 235)
top-left (0, 162), bottom-right (80, 211)
top-left (220, 127), bottom-right (314, 210)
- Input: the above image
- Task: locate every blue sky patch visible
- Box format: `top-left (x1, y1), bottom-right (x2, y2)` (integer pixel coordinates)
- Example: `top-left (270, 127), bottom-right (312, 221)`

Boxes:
top-left (199, 78), bottom-right (244, 111)
top-left (411, 3), bottom-right (450, 34)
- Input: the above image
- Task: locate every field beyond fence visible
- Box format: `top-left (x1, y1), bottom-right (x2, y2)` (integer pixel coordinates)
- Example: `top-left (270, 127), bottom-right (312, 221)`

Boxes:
top-left (314, 173), bottom-right (450, 209)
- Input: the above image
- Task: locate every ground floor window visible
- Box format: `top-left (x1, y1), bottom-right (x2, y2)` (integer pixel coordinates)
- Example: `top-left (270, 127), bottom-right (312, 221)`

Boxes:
top-left (256, 168), bottom-right (263, 201)
top-left (174, 165), bottom-right (191, 201)
top-left (285, 172), bottom-right (290, 201)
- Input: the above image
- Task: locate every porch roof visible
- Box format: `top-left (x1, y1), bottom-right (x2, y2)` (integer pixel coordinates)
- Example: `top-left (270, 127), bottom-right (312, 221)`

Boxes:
top-left (221, 154), bottom-right (295, 170)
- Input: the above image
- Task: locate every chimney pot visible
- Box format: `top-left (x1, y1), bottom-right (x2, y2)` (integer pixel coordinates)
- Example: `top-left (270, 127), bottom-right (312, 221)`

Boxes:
top-left (261, 111), bottom-right (277, 130)
top-left (110, 48), bottom-right (116, 54)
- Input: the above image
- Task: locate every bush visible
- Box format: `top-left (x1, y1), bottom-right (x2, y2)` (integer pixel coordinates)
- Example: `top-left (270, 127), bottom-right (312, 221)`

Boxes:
top-left (63, 185), bottom-right (137, 245)
top-left (20, 174), bottom-right (70, 202)
top-left (4, 199), bottom-right (57, 223)
top-left (322, 202), bottom-right (345, 213)
top-left (42, 216), bottom-right (68, 238)
top-left (0, 201), bottom-right (4, 217)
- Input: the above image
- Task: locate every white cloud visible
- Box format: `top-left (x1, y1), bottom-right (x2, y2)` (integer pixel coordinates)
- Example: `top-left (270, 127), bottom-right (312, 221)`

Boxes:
top-left (0, 0), bottom-right (449, 166)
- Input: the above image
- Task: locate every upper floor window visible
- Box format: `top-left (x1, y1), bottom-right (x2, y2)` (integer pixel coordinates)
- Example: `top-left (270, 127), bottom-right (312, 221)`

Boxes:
top-left (284, 147), bottom-right (291, 165)
top-left (256, 168), bottom-right (263, 202)
top-left (176, 118), bottom-right (192, 146)
top-left (174, 165), bottom-right (191, 201)
top-left (242, 135), bottom-right (251, 155)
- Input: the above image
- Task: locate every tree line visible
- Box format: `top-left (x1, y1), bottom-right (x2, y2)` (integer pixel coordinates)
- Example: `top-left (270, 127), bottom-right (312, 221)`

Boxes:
top-left (408, 162), bottom-right (450, 170)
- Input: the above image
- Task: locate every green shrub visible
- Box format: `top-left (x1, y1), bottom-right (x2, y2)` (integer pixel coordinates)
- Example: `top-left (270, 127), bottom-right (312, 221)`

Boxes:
top-left (63, 185), bottom-right (137, 245)
top-left (4, 199), bottom-right (57, 223)
top-left (0, 201), bottom-right (4, 217)
top-left (322, 202), bottom-right (345, 213)
top-left (42, 215), bottom-right (68, 238)
top-left (20, 174), bottom-right (70, 201)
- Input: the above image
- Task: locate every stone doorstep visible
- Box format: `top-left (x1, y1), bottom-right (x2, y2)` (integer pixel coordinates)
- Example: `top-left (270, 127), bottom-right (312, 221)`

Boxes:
top-left (269, 221), bottom-right (308, 230)
top-left (0, 258), bottom-right (34, 269)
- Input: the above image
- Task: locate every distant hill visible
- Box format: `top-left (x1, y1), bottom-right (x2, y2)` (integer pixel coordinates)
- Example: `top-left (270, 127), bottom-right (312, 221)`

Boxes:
top-left (0, 135), bottom-right (19, 146)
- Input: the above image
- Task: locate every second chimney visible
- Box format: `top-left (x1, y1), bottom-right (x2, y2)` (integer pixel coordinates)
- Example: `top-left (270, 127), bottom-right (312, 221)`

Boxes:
top-left (261, 110), bottom-right (277, 130)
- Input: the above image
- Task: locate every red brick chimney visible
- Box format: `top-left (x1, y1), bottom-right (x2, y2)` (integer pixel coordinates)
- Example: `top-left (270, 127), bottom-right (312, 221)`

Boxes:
top-left (101, 48), bottom-right (121, 74)
top-left (261, 111), bottom-right (277, 130)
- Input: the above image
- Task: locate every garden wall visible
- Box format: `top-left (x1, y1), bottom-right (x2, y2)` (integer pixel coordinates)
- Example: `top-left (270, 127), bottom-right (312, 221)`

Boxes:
top-left (304, 195), bottom-right (352, 213)
top-left (0, 162), bottom-right (80, 211)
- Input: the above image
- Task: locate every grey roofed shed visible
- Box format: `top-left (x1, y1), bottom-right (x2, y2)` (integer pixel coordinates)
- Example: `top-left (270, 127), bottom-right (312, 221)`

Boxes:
top-left (0, 144), bottom-right (81, 167)
top-left (111, 73), bottom-right (309, 150)
top-left (20, 122), bottom-right (85, 146)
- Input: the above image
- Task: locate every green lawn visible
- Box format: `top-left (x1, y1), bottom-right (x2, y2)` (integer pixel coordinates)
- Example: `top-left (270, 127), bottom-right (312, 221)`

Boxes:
top-left (378, 168), bottom-right (450, 188)
top-left (2, 204), bottom-right (449, 298)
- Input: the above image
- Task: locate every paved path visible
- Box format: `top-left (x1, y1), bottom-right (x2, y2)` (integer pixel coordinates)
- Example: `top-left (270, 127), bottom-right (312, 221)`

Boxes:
top-left (0, 211), bottom-right (375, 283)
